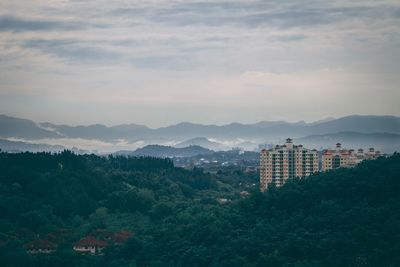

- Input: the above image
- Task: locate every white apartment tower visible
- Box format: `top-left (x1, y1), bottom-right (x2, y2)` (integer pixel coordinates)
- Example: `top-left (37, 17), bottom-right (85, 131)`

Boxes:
top-left (260, 138), bottom-right (318, 192)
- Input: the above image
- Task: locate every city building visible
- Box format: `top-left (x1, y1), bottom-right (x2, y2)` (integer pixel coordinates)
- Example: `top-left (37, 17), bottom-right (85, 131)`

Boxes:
top-left (322, 143), bottom-right (381, 171)
top-left (260, 138), bottom-right (318, 192)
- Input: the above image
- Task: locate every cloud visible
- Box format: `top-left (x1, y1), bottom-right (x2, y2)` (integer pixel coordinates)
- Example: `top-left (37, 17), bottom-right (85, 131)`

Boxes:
top-left (130, 55), bottom-right (198, 70)
top-left (8, 137), bottom-right (146, 153)
top-left (4, 0), bottom-right (399, 69)
top-left (0, 0), bottom-right (399, 126)
top-left (109, 1), bottom-right (400, 29)
top-left (274, 34), bottom-right (308, 42)
top-left (0, 15), bottom-right (83, 32)
top-left (22, 39), bottom-right (122, 63)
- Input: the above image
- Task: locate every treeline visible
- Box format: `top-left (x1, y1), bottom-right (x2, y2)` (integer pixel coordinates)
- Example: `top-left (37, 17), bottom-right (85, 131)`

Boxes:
top-left (0, 151), bottom-right (246, 230)
top-left (0, 151), bottom-right (256, 267)
top-left (108, 154), bottom-right (400, 267)
top-left (0, 151), bottom-right (399, 266)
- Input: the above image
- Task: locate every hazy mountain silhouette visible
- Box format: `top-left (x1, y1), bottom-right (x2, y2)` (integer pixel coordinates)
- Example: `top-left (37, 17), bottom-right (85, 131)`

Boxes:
top-left (133, 115), bottom-right (400, 141)
top-left (0, 115), bottom-right (60, 139)
top-left (39, 121), bottom-right (150, 141)
top-left (116, 145), bottom-right (213, 158)
top-left (0, 138), bottom-right (65, 153)
top-left (0, 115), bottom-right (399, 148)
top-left (295, 131), bottom-right (400, 153)
top-left (175, 137), bottom-right (229, 151)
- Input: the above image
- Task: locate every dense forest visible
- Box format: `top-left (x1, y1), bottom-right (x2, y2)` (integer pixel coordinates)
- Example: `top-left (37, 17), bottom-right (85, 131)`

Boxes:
top-left (0, 151), bottom-right (399, 266)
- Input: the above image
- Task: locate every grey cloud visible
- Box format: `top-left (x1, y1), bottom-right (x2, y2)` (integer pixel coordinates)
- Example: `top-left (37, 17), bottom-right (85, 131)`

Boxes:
top-left (274, 34), bottom-right (308, 42)
top-left (4, 1), bottom-right (399, 34)
top-left (21, 38), bottom-right (199, 70)
top-left (0, 0), bottom-right (399, 126)
top-left (22, 39), bottom-right (121, 63)
top-left (112, 37), bottom-right (182, 48)
top-left (112, 36), bottom-right (228, 52)
top-left (0, 15), bottom-right (84, 32)
top-left (130, 55), bottom-right (198, 71)
top-left (110, 1), bottom-right (400, 29)
top-left (241, 9), bottom-right (330, 28)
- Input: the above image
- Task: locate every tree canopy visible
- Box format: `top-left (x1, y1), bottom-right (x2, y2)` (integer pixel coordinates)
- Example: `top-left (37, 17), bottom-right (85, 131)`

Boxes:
top-left (0, 151), bottom-right (399, 266)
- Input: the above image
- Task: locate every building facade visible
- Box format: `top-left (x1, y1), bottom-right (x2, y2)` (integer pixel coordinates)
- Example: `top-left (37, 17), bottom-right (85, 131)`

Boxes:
top-left (322, 143), bottom-right (381, 171)
top-left (260, 138), bottom-right (318, 192)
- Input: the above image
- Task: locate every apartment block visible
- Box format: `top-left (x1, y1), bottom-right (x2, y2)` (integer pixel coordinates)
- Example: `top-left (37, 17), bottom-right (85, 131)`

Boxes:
top-left (322, 143), bottom-right (381, 171)
top-left (260, 138), bottom-right (318, 192)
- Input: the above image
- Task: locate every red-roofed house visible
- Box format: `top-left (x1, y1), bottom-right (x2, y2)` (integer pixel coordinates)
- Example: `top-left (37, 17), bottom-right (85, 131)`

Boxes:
top-left (25, 239), bottom-right (57, 254)
top-left (73, 236), bottom-right (108, 254)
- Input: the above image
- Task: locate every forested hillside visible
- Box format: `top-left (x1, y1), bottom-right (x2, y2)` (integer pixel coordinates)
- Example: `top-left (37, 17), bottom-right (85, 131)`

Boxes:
top-left (0, 151), bottom-right (399, 266)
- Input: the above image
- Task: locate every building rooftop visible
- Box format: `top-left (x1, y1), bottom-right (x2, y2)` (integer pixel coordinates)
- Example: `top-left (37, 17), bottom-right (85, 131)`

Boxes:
top-left (74, 236), bottom-right (108, 248)
top-left (25, 239), bottom-right (57, 250)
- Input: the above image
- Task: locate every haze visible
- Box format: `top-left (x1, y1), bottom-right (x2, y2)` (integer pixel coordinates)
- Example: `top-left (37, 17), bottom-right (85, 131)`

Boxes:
top-left (0, 0), bottom-right (400, 127)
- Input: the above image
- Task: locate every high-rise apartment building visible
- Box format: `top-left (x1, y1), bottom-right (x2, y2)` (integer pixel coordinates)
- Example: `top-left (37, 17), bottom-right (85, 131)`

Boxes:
top-left (322, 143), bottom-right (381, 171)
top-left (260, 138), bottom-right (318, 192)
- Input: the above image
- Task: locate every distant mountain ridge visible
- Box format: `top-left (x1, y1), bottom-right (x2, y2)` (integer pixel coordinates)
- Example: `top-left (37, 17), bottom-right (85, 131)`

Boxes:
top-left (1, 114), bottom-right (399, 141)
top-left (0, 114), bottom-right (399, 153)
top-left (0, 115), bottom-right (60, 139)
top-left (295, 131), bottom-right (400, 153)
top-left (0, 139), bottom-right (65, 153)
top-left (175, 137), bottom-right (229, 151)
top-left (38, 121), bottom-right (150, 141)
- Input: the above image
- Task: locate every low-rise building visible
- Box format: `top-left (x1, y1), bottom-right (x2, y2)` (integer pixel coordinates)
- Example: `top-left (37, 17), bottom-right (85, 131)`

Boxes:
top-left (25, 239), bottom-right (57, 254)
top-left (73, 236), bottom-right (108, 255)
top-left (322, 143), bottom-right (381, 171)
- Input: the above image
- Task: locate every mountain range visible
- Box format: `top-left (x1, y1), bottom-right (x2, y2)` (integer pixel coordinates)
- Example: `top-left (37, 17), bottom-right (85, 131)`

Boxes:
top-left (0, 139), bottom-right (65, 153)
top-left (0, 114), bottom-right (399, 153)
top-left (175, 137), bottom-right (229, 151)
top-left (295, 132), bottom-right (400, 153)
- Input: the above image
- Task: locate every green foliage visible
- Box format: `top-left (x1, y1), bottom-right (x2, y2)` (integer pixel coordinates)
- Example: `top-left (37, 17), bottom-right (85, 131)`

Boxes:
top-left (0, 151), bottom-right (399, 266)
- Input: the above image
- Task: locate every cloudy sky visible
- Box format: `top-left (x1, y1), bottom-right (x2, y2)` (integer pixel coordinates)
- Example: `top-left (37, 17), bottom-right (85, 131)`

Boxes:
top-left (0, 0), bottom-right (399, 127)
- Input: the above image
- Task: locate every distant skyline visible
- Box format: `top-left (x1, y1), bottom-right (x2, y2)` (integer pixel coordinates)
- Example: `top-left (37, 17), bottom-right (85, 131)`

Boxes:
top-left (1, 0), bottom-right (400, 128)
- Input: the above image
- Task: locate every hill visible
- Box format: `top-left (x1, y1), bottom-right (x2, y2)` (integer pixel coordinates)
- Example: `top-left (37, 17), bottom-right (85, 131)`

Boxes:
top-left (154, 115), bottom-right (400, 141)
top-left (1, 115), bottom-right (399, 147)
top-left (127, 154), bottom-right (400, 266)
top-left (0, 151), bottom-right (256, 267)
top-left (119, 144), bottom-right (213, 158)
top-left (0, 115), bottom-right (60, 139)
top-left (0, 151), bottom-right (398, 266)
top-left (0, 139), bottom-right (65, 153)
top-left (295, 131), bottom-right (400, 153)
top-left (39, 122), bottom-right (150, 141)
top-left (175, 137), bottom-right (229, 151)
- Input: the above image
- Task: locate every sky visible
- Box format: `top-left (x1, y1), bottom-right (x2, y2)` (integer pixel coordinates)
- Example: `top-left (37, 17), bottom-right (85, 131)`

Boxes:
top-left (0, 0), bottom-right (399, 127)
